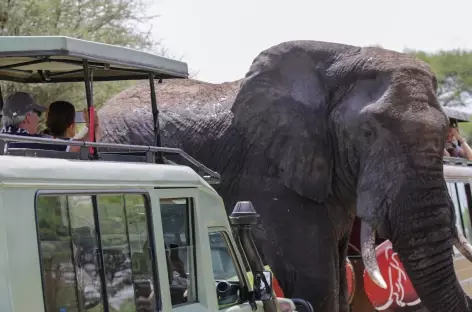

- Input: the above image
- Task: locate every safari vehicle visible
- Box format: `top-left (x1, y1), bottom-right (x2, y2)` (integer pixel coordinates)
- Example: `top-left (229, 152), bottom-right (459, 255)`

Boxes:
top-left (443, 107), bottom-right (472, 296)
top-left (0, 36), bottom-right (310, 312)
top-left (344, 106), bottom-right (472, 312)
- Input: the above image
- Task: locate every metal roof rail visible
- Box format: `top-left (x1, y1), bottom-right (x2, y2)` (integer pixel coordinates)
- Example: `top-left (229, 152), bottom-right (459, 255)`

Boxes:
top-left (0, 133), bottom-right (221, 184)
top-left (443, 156), bottom-right (472, 167)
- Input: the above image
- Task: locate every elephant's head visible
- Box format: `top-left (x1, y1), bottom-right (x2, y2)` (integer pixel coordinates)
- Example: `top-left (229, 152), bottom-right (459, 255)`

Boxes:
top-left (231, 40), bottom-right (472, 312)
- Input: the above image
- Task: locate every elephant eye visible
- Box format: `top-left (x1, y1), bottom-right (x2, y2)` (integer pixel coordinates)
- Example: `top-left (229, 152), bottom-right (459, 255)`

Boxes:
top-left (361, 123), bottom-right (377, 146)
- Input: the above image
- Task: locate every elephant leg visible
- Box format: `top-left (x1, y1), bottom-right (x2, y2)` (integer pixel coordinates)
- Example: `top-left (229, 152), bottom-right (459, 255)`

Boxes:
top-left (233, 190), bottom-right (345, 312)
top-left (257, 222), bottom-right (340, 311)
top-left (289, 233), bottom-right (339, 312)
top-left (274, 212), bottom-right (340, 312)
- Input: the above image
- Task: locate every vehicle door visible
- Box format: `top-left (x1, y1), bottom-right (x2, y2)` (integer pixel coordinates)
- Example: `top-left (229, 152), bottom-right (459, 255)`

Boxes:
top-left (207, 228), bottom-right (266, 312)
top-left (447, 181), bottom-right (472, 296)
top-left (156, 188), bottom-right (269, 312)
top-left (156, 193), bottom-right (199, 311)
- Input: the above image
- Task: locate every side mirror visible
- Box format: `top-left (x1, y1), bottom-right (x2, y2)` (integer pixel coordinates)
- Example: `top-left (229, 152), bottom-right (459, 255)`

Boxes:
top-left (254, 270), bottom-right (274, 301)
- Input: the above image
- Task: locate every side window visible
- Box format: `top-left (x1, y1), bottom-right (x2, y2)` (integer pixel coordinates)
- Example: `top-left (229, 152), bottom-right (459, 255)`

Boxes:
top-left (160, 198), bottom-right (197, 306)
top-left (36, 195), bottom-right (82, 312)
top-left (36, 193), bottom-right (160, 312)
top-left (209, 231), bottom-right (243, 309)
top-left (457, 183), bottom-right (472, 240)
top-left (96, 194), bottom-right (159, 312)
top-left (447, 182), bottom-right (472, 254)
top-left (447, 182), bottom-right (463, 237)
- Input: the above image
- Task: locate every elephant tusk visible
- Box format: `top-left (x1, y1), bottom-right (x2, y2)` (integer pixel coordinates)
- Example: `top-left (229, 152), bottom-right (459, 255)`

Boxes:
top-left (453, 227), bottom-right (472, 263)
top-left (360, 221), bottom-right (388, 289)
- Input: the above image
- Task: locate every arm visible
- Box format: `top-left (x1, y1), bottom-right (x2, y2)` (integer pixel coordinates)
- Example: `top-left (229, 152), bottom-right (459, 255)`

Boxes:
top-left (459, 138), bottom-right (472, 161)
top-left (69, 110), bottom-right (101, 153)
top-left (451, 128), bottom-right (472, 161)
top-left (453, 128), bottom-right (472, 161)
top-left (76, 109), bottom-right (101, 142)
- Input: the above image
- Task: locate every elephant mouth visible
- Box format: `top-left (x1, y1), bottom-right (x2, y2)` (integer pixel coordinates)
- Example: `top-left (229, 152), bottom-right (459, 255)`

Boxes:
top-left (360, 219), bottom-right (472, 289)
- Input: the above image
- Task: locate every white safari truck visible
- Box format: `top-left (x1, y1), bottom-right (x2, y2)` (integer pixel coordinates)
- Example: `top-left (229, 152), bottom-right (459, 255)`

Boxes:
top-left (442, 107), bottom-right (472, 296)
top-left (0, 36), bottom-right (312, 312)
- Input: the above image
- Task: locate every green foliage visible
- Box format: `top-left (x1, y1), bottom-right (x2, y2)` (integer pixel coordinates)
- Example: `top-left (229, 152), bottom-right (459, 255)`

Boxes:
top-left (407, 49), bottom-right (472, 107)
top-left (0, 0), bottom-right (167, 122)
top-left (406, 49), bottom-right (472, 139)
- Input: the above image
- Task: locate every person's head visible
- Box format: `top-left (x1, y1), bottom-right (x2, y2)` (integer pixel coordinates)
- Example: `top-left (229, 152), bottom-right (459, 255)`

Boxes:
top-left (447, 118), bottom-right (459, 141)
top-left (46, 101), bottom-right (76, 138)
top-left (1, 92), bottom-right (46, 134)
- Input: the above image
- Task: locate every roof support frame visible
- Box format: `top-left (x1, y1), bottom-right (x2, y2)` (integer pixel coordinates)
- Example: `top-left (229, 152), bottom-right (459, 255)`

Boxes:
top-left (0, 82), bottom-right (3, 112)
top-left (0, 57), bottom-right (50, 70)
top-left (149, 73), bottom-right (163, 163)
top-left (83, 59), bottom-right (98, 159)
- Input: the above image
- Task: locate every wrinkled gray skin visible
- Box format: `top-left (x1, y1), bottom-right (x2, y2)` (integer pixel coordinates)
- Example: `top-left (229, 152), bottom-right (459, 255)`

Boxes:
top-left (99, 41), bottom-right (470, 312)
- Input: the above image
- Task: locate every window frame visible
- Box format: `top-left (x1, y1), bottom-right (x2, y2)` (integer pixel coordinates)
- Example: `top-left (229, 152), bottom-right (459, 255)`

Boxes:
top-left (456, 183), bottom-right (472, 239)
top-left (208, 228), bottom-right (251, 309)
top-left (446, 180), bottom-right (472, 257)
top-left (159, 196), bottom-right (198, 306)
top-left (33, 189), bottom-right (160, 312)
top-left (447, 183), bottom-right (472, 235)
top-left (447, 182), bottom-right (466, 235)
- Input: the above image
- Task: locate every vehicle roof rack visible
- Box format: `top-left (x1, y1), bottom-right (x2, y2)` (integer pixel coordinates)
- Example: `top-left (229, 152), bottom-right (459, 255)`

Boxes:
top-left (0, 133), bottom-right (221, 184)
top-left (443, 156), bottom-right (472, 167)
top-left (0, 36), bottom-right (188, 83)
top-left (443, 107), bottom-right (472, 123)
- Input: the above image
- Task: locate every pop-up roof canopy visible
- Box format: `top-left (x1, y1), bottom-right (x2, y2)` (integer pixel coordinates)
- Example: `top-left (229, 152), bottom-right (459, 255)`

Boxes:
top-left (0, 36), bottom-right (220, 182)
top-left (0, 36), bottom-right (189, 82)
top-left (443, 107), bottom-right (472, 123)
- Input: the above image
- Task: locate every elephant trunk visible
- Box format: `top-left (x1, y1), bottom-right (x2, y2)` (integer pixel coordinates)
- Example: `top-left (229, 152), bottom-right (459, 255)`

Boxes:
top-left (390, 187), bottom-right (471, 312)
top-left (393, 232), bottom-right (470, 311)
top-left (358, 182), bottom-right (472, 312)
top-left (361, 220), bottom-right (472, 296)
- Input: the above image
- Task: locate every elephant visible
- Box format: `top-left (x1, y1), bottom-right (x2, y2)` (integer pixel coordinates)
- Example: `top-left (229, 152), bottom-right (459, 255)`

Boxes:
top-left (98, 40), bottom-right (472, 312)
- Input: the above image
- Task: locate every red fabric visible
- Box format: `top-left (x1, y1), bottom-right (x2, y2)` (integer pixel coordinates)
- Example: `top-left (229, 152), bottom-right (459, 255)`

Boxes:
top-left (272, 275), bottom-right (285, 298)
top-left (363, 240), bottom-right (420, 310)
top-left (88, 106), bottom-right (95, 154)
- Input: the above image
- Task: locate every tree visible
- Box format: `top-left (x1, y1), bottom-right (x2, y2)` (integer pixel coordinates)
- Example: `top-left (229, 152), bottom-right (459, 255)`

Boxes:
top-left (0, 0), bottom-right (167, 123)
top-left (406, 49), bottom-right (472, 107)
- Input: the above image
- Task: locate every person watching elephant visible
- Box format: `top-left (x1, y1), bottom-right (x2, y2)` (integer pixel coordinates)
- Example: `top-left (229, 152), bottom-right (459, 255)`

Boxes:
top-left (44, 100), bottom-right (101, 152)
top-left (1, 91), bottom-right (46, 136)
top-left (0, 92), bottom-right (101, 151)
top-left (443, 119), bottom-right (472, 160)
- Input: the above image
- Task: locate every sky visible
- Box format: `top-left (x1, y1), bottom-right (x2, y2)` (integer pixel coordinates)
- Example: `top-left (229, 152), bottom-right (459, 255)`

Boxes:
top-left (148, 0), bottom-right (472, 84)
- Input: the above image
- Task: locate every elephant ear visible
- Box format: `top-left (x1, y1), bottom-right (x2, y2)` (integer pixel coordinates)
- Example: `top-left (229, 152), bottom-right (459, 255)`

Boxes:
top-left (231, 44), bottom-right (334, 202)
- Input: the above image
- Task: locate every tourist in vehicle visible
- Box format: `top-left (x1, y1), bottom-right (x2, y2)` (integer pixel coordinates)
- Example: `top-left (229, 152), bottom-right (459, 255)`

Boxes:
top-left (1, 92), bottom-right (101, 151)
top-left (0, 91), bottom-right (46, 136)
top-left (43, 100), bottom-right (76, 151)
top-left (444, 119), bottom-right (472, 160)
top-left (45, 100), bottom-right (101, 152)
